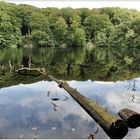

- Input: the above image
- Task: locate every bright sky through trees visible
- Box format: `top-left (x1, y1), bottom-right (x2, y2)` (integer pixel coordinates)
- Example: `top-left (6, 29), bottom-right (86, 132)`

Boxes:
top-left (6, 0), bottom-right (140, 11)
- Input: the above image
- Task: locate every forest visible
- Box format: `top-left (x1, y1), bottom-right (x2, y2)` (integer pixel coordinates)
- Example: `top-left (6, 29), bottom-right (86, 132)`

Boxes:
top-left (0, 2), bottom-right (140, 48)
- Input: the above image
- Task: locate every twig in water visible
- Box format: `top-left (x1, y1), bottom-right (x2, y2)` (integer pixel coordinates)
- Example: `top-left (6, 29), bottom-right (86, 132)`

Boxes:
top-left (28, 57), bottom-right (34, 68)
top-left (131, 95), bottom-right (135, 102)
top-left (47, 91), bottom-right (50, 97)
top-left (51, 101), bottom-right (58, 111)
top-left (51, 101), bottom-right (58, 107)
top-left (63, 95), bottom-right (69, 101)
top-left (88, 128), bottom-right (99, 139)
top-left (88, 133), bottom-right (95, 139)
top-left (53, 106), bottom-right (57, 111)
top-left (32, 127), bottom-right (39, 139)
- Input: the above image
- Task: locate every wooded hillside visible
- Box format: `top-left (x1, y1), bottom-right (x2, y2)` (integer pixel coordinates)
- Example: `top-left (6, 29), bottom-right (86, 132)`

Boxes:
top-left (0, 2), bottom-right (140, 48)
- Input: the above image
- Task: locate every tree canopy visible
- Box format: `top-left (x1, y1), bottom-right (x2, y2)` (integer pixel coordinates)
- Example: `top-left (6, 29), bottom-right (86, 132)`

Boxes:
top-left (0, 2), bottom-right (140, 48)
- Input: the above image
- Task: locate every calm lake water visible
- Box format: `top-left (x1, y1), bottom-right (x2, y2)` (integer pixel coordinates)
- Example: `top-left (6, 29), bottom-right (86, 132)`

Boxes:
top-left (0, 47), bottom-right (140, 139)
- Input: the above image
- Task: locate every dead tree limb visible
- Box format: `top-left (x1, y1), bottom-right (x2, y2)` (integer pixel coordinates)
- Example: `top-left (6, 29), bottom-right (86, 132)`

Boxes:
top-left (15, 68), bottom-right (46, 77)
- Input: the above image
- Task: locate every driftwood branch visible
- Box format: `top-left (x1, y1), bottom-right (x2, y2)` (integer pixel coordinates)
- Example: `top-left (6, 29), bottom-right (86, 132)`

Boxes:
top-left (118, 108), bottom-right (140, 128)
top-left (48, 75), bottom-right (128, 139)
top-left (15, 68), bottom-right (46, 77)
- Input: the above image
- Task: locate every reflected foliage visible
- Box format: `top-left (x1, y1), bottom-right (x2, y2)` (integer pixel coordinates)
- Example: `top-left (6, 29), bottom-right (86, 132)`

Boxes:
top-left (0, 47), bottom-right (140, 88)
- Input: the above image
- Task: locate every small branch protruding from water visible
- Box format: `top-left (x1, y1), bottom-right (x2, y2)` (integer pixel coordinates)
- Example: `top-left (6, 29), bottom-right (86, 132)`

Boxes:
top-left (88, 128), bottom-right (99, 139)
top-left (63, 95), bottom-right (69, 101)
top-left (47, 91), bottom-right (50, 97)
top-left (51, 101), bottom-right (58, 111)
top-left (8, 60), bottom-right (14, 73)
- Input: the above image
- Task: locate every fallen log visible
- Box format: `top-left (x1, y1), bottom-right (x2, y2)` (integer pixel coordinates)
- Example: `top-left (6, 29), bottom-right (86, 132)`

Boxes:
top-left (48, 75), bottom-right (128, 139)
top-left (15, 67), bottom-right (46, 77)
top-left (118, 108), bottom-right (140, 128)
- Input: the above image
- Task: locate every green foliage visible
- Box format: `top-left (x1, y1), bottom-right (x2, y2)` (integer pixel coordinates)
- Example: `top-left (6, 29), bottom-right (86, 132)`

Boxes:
top-left (124, 56), bottom-right (134, 65)
top-left (32, 30), bottom-right (54, 47)
top-left (1, 2), bottom-right (140, 48)
top-left (30, 12), bottom-right (49, 31)
top-left (1, 47), bottom-right (140, 86)
top-left (54, 17), bottom-right (67, 45)
top-left (66, 27), bottom-right (86, 47)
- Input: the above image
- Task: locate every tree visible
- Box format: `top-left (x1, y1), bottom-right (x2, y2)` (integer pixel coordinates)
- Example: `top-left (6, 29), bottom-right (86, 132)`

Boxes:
top-left (32, 30), bottom-right (54, 47)
top-left (84, 14), bottom-right (112, 41)
top-left (130, 17), bottom-right (140, 48)
top-left (66, 28), bottom-right (86, 47)
top-left (0, 10), bottom-right (21, 47)
top-left (54, 17), bottom-right (67, 45)
top-left (61, 8), bottom-right (81, 28)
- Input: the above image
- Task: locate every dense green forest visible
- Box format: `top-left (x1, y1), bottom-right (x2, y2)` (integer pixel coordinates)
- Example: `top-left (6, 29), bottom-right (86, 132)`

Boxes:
top-left (0, 2), bottom-right (140, 48)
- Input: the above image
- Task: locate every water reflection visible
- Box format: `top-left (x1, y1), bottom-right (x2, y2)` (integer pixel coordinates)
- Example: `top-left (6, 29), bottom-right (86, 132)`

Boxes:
top-left (1, 47), bottom-right (140, 88)
top-left (0, 47), bottom-right (140, 138)
top-left (0, 81), bottom-right (104, 139)
top-left (0, 78), bottom-right (140, 138)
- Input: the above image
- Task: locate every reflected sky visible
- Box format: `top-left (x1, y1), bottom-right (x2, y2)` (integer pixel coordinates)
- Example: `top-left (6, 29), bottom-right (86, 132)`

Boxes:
top-left (0, 78), bottom-right (140, 139)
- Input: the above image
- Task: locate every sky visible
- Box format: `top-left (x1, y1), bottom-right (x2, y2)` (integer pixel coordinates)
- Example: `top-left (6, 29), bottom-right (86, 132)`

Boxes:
top-left (4, 0), bottom-right (140, 11)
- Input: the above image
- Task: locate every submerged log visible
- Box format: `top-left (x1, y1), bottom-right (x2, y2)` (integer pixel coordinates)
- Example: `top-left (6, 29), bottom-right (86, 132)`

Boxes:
top-left (118, 108), bottom-right (140, 128)
top-left (15, 68), bottom-right (46, 77)
top-left (48, 75), bottom-right (128, 139)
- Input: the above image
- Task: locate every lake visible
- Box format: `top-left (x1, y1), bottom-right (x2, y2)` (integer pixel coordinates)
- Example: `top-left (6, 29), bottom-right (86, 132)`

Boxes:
top-left (0, 47), bottom-right (140, 139)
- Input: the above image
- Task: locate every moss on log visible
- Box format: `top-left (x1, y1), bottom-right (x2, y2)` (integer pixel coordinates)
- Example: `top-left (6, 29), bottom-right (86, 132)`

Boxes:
top-left (15, 67), bottom-right (46, 77)
top-left (118, 108), bottom-right (140, 128)
top-left (48, 75), bottom-right (128, 139)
